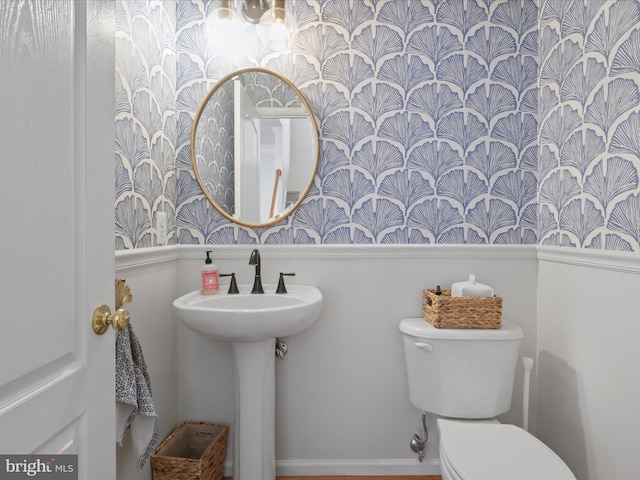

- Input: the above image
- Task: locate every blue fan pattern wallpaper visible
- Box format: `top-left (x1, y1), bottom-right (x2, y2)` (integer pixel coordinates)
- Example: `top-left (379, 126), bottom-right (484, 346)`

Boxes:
top-left (115, 0), bottom-right (177, 249)
top-left (114, 0), bottom-right (640, 251)
top-left (538, 0), bottom-right (640, 251)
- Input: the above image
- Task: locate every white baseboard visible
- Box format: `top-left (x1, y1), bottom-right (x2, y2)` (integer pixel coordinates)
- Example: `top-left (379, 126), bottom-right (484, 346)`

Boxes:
top-left (222, 458), bottom-right (441, 478)
top-left (275, 458), bottom-right (441, 477)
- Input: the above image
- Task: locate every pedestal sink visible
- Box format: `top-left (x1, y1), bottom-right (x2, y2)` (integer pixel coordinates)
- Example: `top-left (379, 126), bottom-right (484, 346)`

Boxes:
top-left (173, 284), bottom-right (323, 480)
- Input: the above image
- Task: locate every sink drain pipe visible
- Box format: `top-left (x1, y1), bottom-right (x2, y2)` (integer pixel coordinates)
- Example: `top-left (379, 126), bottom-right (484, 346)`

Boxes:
top-left (410, 412), bottom-right (428, 462)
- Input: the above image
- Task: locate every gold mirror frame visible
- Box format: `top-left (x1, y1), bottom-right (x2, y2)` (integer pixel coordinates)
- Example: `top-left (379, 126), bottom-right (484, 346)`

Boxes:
top-left (190, 67), bottom-right (320, 228)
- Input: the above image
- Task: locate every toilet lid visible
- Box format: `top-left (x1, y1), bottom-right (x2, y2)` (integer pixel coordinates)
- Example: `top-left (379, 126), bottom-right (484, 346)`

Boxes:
top-left (439, 420), bottom-right (576, 480)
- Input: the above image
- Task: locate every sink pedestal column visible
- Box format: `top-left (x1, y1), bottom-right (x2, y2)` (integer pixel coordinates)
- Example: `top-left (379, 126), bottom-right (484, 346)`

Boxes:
top-left (231, 338), bottom-right (276, 480)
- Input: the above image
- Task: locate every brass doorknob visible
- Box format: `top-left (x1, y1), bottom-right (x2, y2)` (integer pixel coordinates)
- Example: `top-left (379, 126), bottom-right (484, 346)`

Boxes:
top-left (92, 279), bottom-right (133, 335)
top-left (92, 304), bottom-right (130, 335)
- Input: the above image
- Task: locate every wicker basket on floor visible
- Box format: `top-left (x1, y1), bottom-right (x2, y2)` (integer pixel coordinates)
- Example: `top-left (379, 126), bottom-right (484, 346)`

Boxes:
top-left (151, 421), bottom-right (228, 480)
top-left (423, 289), bottom-right (502, 329)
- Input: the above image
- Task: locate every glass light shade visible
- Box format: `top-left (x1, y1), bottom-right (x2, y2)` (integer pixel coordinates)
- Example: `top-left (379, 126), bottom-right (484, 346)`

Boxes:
top-left (206, 5), bottom-right (248, 58)
top-left (241, 0), bottom-right (270, 24)
top-left (259, 6), bottom-right (297, 52)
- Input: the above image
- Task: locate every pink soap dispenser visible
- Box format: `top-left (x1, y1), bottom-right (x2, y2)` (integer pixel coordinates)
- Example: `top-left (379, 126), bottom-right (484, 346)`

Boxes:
top-left (201, 250), bottom-right (219, 295)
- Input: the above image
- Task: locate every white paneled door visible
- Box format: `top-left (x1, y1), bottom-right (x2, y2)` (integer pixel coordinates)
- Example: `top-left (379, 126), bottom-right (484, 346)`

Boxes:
top-left (0, 1), bottom-right (116, 478)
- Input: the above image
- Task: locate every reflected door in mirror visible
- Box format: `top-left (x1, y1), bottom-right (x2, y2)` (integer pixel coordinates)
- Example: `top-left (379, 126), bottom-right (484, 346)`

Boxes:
top-left (191, 68), bottom-right (319, 228)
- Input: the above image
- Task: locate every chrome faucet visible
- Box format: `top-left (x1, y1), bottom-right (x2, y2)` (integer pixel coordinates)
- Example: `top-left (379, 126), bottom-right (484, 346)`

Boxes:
top-left (249, 249), bottom-right (264, 294)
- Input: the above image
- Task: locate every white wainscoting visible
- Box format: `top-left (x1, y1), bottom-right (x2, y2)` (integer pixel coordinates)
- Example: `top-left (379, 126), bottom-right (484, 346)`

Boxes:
top-left (174, 244), bottom-right (538, 477)
top-left (115, 246), bottom-right (179, 480)
top-left (536, 246), bottom-right (640, 480)
top-left (115, 244), bottom-right (538, 477)
top-left (116, 245), bottom-right (537, 480)
top-left (114, 244), bottom-right (640, 479)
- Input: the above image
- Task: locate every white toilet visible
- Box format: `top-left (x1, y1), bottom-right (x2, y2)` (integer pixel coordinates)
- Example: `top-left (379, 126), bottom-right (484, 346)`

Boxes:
top-left (399, 317), bottom-right (576, 480)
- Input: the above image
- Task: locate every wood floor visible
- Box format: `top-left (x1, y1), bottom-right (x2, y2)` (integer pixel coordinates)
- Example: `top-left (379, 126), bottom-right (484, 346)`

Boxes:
top-left (276, 476), bottom-right (442, 479)
top-left (224, 476), bottom-right (441, 480)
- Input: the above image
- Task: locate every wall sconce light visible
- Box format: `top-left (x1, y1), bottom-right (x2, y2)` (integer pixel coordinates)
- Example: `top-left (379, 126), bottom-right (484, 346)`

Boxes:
top-left (214, 0), bottom-right (238, 21)
top-left (206, 0), bottom-right (246, 57)
top-left (209, 0), bottom-right (297, 53)
top-left (240, 0), bottom-right (270, 23)
top-left (257, 0), bottom-right (297, 52)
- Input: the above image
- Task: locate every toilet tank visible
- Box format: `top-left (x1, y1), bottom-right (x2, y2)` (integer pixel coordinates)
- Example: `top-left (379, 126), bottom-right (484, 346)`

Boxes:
top-left (399, 317), bottom-right (523, 419)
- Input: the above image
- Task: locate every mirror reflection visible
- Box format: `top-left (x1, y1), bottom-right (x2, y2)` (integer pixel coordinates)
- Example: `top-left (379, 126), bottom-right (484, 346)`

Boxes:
top-left (191, 68), bottom-right (319, 227)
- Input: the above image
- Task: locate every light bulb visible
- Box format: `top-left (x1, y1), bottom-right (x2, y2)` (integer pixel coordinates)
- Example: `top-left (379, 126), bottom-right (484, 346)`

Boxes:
top-left (259, 4), bottom-right (297, 52)
top-left (206, 1), bottom-right (248, 59)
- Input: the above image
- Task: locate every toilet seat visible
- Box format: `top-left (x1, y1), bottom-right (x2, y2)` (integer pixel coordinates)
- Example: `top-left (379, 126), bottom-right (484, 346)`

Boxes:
top-left (438, 419), bottom-right (576, 480)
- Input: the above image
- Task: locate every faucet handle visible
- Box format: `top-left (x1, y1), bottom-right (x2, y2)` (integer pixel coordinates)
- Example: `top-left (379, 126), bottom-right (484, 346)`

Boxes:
top-left (220, 273), bottom-right (239, 294)
top-left (276, 272), bottom-right (295, 294)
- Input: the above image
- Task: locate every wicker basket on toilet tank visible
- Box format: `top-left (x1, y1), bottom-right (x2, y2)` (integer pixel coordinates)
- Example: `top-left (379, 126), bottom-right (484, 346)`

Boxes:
top-left (422, 289), bottom-right (502, 329)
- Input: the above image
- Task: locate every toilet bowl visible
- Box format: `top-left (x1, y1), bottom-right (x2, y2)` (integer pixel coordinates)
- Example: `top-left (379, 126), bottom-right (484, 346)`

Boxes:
top-left (399, 317), bottom-right (575, 480)
top-left (438, 419), bottom-right (575, 480)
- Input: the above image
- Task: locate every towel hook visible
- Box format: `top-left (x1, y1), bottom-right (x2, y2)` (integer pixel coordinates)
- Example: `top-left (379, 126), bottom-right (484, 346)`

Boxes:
top-left (92, 279), bottom-right (133, 335)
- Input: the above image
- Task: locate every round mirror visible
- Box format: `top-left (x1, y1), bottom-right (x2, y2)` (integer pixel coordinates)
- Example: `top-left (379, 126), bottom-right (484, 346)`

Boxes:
top-left (191, 67), bottom-right (319, 228)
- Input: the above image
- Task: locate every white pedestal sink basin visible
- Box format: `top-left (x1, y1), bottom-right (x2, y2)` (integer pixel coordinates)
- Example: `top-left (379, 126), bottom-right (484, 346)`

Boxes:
top-left (173, 284), bottom-right (323, 480)
top-left (174, 284), bottom-right (322, 341)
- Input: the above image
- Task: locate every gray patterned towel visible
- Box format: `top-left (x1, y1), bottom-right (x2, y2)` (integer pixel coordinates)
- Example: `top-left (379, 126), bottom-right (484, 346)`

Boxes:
top-left (116, 323), bottom-right (159, 470)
